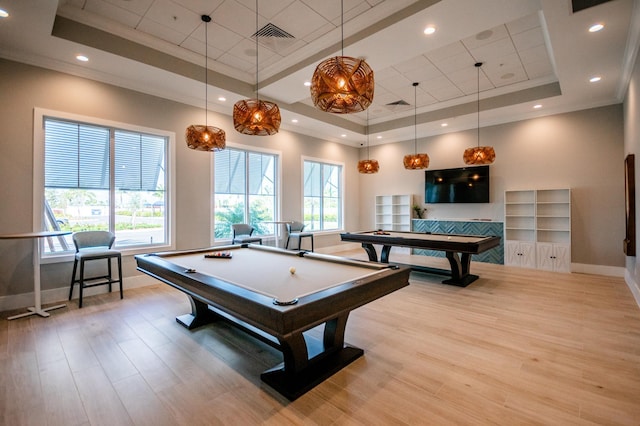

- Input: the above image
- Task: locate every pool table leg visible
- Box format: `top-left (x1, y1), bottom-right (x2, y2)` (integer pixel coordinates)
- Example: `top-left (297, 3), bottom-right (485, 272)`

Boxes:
top-left (261, 312), bottom-right (364, 400)
top-left (176, 295), bottom-right (218, 330)
top-left (361, 243), bottom-right (379, 261)
top-left (443, 252), bottom-right (478, 286)
top-left (360, 243), bottom-right (393, 263)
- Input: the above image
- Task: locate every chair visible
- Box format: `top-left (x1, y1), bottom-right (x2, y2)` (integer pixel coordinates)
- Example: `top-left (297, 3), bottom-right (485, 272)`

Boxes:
top-left (68, 231), bottom-right (123, 308)
top-left (286, 221), bottom-right (314, 251)
top-left (232, 224), bottom-right (263, 245)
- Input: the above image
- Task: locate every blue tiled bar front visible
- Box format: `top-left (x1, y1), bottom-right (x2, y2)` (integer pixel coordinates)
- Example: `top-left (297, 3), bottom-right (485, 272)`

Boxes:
top-left (412, 219), bottom-right (504, 264)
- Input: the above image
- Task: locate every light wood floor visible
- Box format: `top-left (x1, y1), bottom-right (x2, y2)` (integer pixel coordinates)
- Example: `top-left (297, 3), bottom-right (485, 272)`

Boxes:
top-left (2, 253), bottom-right (640, 425)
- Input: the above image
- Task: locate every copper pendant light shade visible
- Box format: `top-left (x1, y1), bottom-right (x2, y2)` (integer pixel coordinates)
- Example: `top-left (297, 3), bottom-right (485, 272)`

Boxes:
top-left (358, 109), bottom-right (379, 174)
top-left (403, 153), bottom-right (429, 169)
top-left (233, 99), bottom-right (281, 136)
top-left (186, 15), bottom-right (226, 151)
top-left (357, 159), bottom-right (380, 173)
top-left (310, 0), bottom-right (374, 114)
top-left (186, 124), bottom-right (226, 151)
top-left (403, 82), bottom-right (429, 170)
top-left (463, 146), bottom-right (496, 164)
top-left (233, 0), bottom-right (281, 136)
top-left (464, 62), bottom-right (495, 165)
top-left (312, 56), bottom-right (374, 114)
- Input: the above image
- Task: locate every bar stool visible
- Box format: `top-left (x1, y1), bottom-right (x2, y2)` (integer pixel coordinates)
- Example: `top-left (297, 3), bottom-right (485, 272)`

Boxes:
top-left (68, 231), bottom-right (123, 308)
top-left (286, 221), bottom-right (314, 251)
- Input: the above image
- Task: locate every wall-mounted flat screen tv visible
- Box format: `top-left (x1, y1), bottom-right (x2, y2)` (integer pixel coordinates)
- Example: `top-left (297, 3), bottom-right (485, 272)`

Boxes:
top-left (425, 165), bottom-right (490, 203)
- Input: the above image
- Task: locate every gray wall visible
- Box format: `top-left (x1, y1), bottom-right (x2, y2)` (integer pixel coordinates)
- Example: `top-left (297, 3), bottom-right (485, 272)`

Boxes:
top-left (358, 105), bottom-right (625, 268)
top-left (0, 56), bottom-right (628, 304)
top-left (0, 58), bottom-right (360, 297)
top-left (624, 44), bottom-right (640, 291)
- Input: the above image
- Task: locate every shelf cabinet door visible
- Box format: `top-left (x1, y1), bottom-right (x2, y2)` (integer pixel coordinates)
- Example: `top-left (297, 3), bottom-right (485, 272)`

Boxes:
top-left (505, 241), bottom-right (536, 268)
top-left (536, 242), bottom-right (571, 272)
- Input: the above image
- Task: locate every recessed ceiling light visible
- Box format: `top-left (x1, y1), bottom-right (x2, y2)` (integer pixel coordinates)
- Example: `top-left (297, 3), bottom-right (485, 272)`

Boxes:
top-left (441, 123), bottom-right (448, 127)
top-left (589, 76), bottom-right (602, 83)
top-left (0, 9), bottom-right (9, 18)
top-left (589, 23), bottom-right (604, 32)
top-left (291, 119), bottom-right (298, 123)
top-left (76, 55), bottom-right (89, 62)
top-left (303, 81), bottom-right (311, 87)
top-left (341, 134), bottom-right (347, 138)
top-left (533, 104), bottom-right (542, 109)
top-left (376, 136), bottom-right (382, 139)
top-left (218, 96), bottom-right (226, 101)
top-left (423, 26), bottom-right (436, 35)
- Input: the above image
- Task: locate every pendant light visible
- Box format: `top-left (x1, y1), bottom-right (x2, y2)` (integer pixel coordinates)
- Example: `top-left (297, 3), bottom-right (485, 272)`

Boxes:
top-left (463, 62), bottom-right (496, 165)
top-left (310, 0), bottom-right (374, 114)
top-left (233, 0), bottom-right (281, 136)
top-left (186, 14), bottom-right (226, 151)
top-left (357, 110), bottom-right (379, 174)
top-left (403, 82), bottom-right (429, 170)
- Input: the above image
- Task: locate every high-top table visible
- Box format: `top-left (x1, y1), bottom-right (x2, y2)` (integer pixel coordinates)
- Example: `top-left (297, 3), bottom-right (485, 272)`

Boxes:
top-left (0, 231), bottom-right (71, 320)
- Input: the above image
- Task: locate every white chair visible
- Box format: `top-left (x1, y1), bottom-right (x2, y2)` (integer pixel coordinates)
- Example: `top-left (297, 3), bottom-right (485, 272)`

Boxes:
top-left (286, 221), bottom-right (314, 251)
top-left (232, 224), bottom-right (263, 245)
top-left (68, 231), bottom-right (123, 308)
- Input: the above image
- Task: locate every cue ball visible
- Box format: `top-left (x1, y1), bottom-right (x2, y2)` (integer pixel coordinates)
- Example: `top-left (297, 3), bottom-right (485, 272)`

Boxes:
top-left (447, 236), bottom-right (452, 240)
top-left (289, 267), bottom-right (296, 274)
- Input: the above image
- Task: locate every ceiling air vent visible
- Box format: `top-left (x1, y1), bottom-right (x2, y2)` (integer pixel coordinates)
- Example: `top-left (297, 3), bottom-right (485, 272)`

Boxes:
top-left (253, 23), bottom-right (294, 39)
top-left (385, 99), bottom-right (411, 111)
top-left (252, 23), bottom-right (296, 51)
top-left (571, 0), bottom-right (613, 13)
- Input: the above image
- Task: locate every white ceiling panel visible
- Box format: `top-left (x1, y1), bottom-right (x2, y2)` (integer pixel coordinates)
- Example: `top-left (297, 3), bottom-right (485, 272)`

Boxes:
top-left (2, 0), bottom-right (636, 146)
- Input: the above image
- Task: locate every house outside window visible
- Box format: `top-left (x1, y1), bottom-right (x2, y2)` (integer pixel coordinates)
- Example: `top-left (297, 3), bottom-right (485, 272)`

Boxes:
top-left (35, 109), bottom-right (173, 256)
top-left (214, 147), bottom-right (278, 240)
top-left (303, 159), bottom-right (343, 231)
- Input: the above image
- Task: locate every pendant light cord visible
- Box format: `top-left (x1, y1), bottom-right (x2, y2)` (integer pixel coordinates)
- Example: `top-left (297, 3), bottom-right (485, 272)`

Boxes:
top-left (476, 62), bottom-right (482, 148)
top-left (341, 0), bottom-right (344, 56)
top-left (205, 16), bottom-right (208, 127)
top-left (413, 82), bottom-right (418, 154)
top-left (256, 0), bottom-right (259, 101)
top-left (366, 109), bottom-right (370, 159)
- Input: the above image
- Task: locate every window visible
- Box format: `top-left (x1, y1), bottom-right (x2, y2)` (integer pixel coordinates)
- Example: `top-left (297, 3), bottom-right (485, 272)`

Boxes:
top-left (36, 110), bottom-right (172, 256)
top-left (303, 159), bottom-right (343, 231)
top-left (214, 147), bottom-right (278, 240)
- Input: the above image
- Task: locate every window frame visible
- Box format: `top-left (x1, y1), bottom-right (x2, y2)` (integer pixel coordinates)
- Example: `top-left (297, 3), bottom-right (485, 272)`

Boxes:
top-left (211, 142), bottom-right (282, 244)
top-left (33, 108), bottom-right (176, 263)
top-left (301, 156), bottom-right (345, 233)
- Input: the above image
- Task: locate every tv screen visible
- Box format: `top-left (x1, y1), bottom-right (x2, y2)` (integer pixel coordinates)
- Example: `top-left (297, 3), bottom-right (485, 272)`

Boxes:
top-left (425, 166), bottom-right (490, 203)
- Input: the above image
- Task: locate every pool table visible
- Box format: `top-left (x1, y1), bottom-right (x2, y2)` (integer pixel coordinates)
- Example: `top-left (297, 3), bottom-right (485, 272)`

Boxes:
top-left (135, 244), bottom-right (410, 400)
top-left (341, 230), bottom-right (500, 286)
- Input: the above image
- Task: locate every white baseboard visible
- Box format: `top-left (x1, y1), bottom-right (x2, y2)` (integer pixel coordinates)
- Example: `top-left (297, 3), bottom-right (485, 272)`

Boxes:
top-left (0, 274), bottom-right (157, 313)
top-left (571, 263), bottom-right (626, 277)
top-left (624, 269), bottom-right (640, 309)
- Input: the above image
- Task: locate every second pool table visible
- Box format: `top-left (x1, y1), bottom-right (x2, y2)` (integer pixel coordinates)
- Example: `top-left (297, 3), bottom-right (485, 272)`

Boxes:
top-left (341, 230), bottom-right (500, 286)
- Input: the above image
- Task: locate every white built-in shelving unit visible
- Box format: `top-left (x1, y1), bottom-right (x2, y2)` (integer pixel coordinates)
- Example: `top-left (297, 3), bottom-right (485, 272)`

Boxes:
top-left (375, 195), bottom-right (412, 232)
top-left (504, 189), bottom-right (571, 272)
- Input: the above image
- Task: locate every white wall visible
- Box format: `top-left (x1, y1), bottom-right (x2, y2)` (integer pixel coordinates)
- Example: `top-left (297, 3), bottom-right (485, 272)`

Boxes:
top-left (623, 43), bottom-right (640, 304)
top-left (358, 105), bottom-right (625, 268)
top-left (0, 56), bottom-right (629, 308)
top-left (0, 59), bottom-right (360, 300)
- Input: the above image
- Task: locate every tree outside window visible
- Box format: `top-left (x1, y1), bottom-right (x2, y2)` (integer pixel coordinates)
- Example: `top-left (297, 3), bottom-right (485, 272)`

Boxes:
top-left (214, 148), bottom-right (278, 240)
top-left (42, 117), bottom-right (168, 254)
top-left (303, 160), bottom-right (342, 231)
